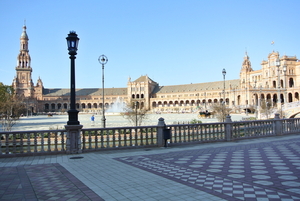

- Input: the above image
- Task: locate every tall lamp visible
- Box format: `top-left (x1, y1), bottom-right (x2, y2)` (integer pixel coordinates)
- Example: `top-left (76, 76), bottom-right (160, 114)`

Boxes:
top-left (276, 58), bottom-right (281, 111)
top-left (66, 31), bottom-right (80, 125)
top-left (222, 68), bottom-right (226, 122)
top-left (98, 55), bottom-right (108, 128)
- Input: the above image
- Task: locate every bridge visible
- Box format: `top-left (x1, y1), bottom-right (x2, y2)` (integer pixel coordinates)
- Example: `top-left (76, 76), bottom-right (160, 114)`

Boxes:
top-left (282, 102), bottom-right (300, 118)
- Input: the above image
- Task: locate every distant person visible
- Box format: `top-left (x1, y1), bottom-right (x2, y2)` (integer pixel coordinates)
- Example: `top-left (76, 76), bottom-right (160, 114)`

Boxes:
top-left (91, 115), bottom-right (95, 125)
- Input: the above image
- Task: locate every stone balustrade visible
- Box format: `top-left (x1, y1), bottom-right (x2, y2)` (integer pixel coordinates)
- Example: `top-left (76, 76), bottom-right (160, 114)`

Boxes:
top-left (1, 114), bottom-right (300, 157)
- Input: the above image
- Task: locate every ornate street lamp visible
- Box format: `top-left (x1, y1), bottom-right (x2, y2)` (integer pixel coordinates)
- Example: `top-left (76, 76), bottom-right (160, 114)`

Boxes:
top-left (66, 31), bottom-right (80, 125)
top-left (98, 54), bottom-right (108, 128)
top-left (283, 61), bottom-right (287, 104)
top-left (276, 58), bottom-right (281, 109)
top-left (222, 68), bottom-right (226, 122)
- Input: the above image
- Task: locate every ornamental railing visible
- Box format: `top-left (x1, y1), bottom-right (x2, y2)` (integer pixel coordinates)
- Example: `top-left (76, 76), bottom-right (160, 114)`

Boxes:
top-left (1, 114), bottom-right (300, 157)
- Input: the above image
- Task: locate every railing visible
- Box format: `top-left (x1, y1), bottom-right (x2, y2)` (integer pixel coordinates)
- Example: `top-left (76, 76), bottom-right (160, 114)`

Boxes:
top-left (0, 130), bottom-right (66, 157)
top-left (282, 118), bottom-right (300, 134)
top-left (232, 120), bottom-right (274, 139)
top-left (81, 126), bottom-right (158, 152)
top-left (169, 123), bottom-right (225, 144)
top-left (1, 115), bottom-right (300, 157)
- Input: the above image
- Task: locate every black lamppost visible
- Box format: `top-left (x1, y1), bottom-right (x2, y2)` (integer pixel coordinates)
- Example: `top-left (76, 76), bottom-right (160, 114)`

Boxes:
top-left (276, 58), bottom-right (281, 109)
top-left (66, 31), bottom-right (80, 125)
top-left (98, 55), bottom-right (108, 128)
top-left (222, 68), bottom-right (226, 122)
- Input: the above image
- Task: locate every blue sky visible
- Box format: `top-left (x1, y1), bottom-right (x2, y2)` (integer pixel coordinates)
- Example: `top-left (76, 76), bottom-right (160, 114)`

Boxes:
top-left (0, 0), bottom-right (299, 89)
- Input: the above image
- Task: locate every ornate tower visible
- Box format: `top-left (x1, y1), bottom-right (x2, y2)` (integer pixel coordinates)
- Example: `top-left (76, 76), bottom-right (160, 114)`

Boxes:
top-left (240, 51), bottom-right (253, 88)
top-left (12, 25), bottom-right (34, 97)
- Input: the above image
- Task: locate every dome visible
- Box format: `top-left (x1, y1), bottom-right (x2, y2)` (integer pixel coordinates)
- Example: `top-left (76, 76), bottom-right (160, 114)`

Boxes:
top-left (20, 25), bottom-right (28, 39)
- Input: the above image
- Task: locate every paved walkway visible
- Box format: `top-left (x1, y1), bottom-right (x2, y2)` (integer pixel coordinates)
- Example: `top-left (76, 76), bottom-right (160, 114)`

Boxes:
top-left (0, 134), bottom-right (300, 201)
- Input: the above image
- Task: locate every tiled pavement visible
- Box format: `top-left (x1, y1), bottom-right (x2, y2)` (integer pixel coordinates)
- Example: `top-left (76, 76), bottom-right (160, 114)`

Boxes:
top-left (0, 134), bottom-right (300, 201)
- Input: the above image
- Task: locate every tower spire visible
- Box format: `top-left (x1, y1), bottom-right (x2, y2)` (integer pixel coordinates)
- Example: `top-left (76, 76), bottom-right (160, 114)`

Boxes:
top-left (14, 25), bottom-right (34, 98)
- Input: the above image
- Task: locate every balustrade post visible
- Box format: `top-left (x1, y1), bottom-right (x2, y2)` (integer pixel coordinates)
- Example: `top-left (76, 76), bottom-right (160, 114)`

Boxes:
top-left (225, 115), bottom-right (232, 141)
top-left (157, 117), bottom-right (165, 147)
top-left (65, 125), bottom-right (83, 154)
top-left (274, 113), bottom-right (282, 136)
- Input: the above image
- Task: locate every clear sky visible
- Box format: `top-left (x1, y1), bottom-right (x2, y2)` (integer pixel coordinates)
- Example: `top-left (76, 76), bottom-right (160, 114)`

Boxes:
top-left (0, 0), bottom-right (299, 89)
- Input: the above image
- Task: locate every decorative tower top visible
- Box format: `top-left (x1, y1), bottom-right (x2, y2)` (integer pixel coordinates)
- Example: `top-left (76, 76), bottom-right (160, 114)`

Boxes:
top-left (16, 25), bottom-right (31, 69)
top-left (241, 51), bottom-right (253, 72)
top-left (13, 25), bottom-right (34, 98)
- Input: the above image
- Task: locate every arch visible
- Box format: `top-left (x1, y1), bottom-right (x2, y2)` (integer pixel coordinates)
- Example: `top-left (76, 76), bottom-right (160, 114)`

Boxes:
top-left (280, 94), bottom-right (284, 103)
top-left (93, 103), bottom-right (97, 108)
top-left (81, 103), bottom-right (86, 109)
top-left (76, 103), bottom-right (80, 109)
top-left (289, 78), bottom-right (294, 88)
top-left (141, 94), bottom-right (144, 98)
top-left (158, 101), bottom-right (162, 107)
top-left (180, 100), bottom-right (184, 106)
top-left (163, 101), bottom-right (168, 106)
top-left (288, 93), bottom-right (293, 102)
top-left (272, 80), bottom-right (276, 88)
top-left (272, 94), bottom-right (277, 104)
top-left (208, 99), bottom-right (212, 103)
top-left (45, 103), bottom-right (49, 110)
top-left (63, 103), bottom-right (68, 109)
top-left (87, 103), bottom-right (92, 109)
top-left (213, 99), bottom-right (218, 103)
top-left (136, 94), bottom-right (140, 99)
top-left (295, 92), bottom-right (299, 101)
top-left (99, 103), bottom-right (103, 108)
top-left (51, 103), bottom-right (55, 110)
top-left (152, 102), bottom-right (157, 108)
top-left (253, 94), bottom-right (258, 106)
top-left (136, 102), bottom-right (140, 109)
top-left (132, 94), bottom-right (135, 99)
top-left (57, 103), bottom-right (62, 110)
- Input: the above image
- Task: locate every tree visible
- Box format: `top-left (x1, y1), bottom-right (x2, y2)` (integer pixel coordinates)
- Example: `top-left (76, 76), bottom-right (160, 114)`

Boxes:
top-left (260, 99), bottom-right (275, 119)
top-left (210, 103), bottom-right (231, 122)
top-left (0, 83), bottom-right (26, 131)
top-left (120, 102), bottom-right (149, 126)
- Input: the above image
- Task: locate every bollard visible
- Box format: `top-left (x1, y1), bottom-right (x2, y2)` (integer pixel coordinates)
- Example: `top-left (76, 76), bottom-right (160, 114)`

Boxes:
top-left (157, 117), bottom-right (166, 147)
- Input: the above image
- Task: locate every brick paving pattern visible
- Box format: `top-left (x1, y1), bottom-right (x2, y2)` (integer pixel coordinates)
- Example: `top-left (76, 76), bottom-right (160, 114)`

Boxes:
top-left (0, 163), bottom-right (103, 201)
top-left (116, 138), bottom-right (300, 201)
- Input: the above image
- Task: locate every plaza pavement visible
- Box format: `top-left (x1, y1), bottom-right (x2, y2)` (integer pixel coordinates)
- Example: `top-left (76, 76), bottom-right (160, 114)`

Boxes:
top-left (0, 134), bottom-right (300, 201)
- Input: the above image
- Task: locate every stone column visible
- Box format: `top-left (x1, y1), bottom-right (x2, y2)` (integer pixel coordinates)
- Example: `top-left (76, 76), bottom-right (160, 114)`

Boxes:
top-left (273, 113), bottom-right (282, 136)
top-left (225, 115), bottom-right (233, 141)
top-left (65, 125), bottom-right (83, 154)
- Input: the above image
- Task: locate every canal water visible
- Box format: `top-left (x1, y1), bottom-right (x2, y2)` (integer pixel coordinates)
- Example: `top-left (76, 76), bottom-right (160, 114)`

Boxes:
top-left (6, 113), bottom-right (250, 131)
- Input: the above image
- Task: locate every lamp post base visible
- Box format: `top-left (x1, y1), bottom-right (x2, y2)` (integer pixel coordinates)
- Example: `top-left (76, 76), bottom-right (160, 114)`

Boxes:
top-left (67, 109), bottom-right (80, 125)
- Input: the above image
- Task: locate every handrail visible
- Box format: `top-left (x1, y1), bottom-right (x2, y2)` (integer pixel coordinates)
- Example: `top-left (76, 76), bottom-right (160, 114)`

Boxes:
top-left (1, 117), bottom-right (300, 157)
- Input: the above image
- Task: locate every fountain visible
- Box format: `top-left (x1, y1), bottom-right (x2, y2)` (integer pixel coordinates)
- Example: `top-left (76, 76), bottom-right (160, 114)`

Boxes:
top-left (106, 97), bottom-right (127, 115)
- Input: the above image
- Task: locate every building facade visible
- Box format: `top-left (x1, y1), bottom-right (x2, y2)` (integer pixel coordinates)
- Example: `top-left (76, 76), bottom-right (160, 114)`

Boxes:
top-left (12, 26), bottom-right (300, 114)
